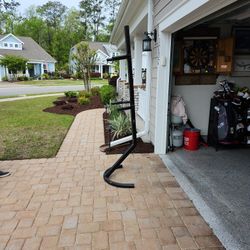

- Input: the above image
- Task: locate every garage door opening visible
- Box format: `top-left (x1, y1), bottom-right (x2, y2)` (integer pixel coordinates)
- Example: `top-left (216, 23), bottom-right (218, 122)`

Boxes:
top-left (162, 2), bottom-right (250, 249)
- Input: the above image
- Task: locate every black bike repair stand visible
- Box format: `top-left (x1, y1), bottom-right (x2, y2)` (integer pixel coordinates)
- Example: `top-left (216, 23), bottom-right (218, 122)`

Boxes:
top-left (103, 25), bottom-right (137, 188)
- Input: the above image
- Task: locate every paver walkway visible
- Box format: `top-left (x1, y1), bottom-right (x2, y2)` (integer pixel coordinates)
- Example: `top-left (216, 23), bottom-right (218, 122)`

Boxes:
top-left (0, 109), bottom-right (224, 250)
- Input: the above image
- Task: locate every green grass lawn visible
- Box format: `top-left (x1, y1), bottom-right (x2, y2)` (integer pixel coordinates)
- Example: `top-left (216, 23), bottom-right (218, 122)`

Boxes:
top-left (14, 78), bottom-right (108, 86)
top-left (0, 96), bottom-right (74, 160)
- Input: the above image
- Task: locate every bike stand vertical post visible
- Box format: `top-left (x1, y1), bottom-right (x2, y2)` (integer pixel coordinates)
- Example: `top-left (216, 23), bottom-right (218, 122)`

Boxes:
top-left (103, 25), bottom-right (137, 188)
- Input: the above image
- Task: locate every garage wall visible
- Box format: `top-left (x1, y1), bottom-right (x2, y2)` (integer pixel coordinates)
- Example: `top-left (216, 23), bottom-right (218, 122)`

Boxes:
top-left (173, 75), bottom-right (249, 135)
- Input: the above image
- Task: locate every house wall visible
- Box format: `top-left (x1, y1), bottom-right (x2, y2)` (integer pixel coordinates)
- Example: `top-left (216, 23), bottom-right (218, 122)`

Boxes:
top-left (0, 36), bottom-right (22, 49)
top-left (0, 66), bottom-right (6, 80)
top-left (149, 0), bottom-right (182, 144)
top-left (34, 64), bottom-right (41, 76)
top-left (48, 63), bottom-right (55, 72)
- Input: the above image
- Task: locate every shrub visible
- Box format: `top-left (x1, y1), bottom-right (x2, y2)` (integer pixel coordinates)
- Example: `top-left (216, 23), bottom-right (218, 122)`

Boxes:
top-left (78, 90), bottom-right (91, 98)
top-left (90, 72), bottom-right (101, 78)
top-left (17, 76), bottom-right (29, 81)
top-left (64, 91), bottom-right (78, 98)
top-left (90, 87), bottom-right (100, 96)
top-left (2, 76), bottom-right (8, 81)
top-left (78, 96), bottom-right (90, 105)
top-left (103, 72), bottom-right (110, 79)
top-left (109, 113), bottom-right (132, 139)
top-left (109, 75), bottom-right (119, 88)
top-left (100, 85), bottom-right (116, 105)
top-left (107, 100), bottom-right (119, 120)
top-left (42, 73), bottom-right (49, 79)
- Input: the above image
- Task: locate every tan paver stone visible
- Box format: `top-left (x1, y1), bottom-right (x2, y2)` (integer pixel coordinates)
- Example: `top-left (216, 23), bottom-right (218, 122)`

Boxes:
top-left (76, 232), bottom-right (91, 245)
top-left (101, 220), bottom-right (123, 231)
top-left (22, 237), bottom-right (42, 250)
top-left (48, 215), bottom-right (64, 225)
top-left (177, 207), bottom-right (199, 216)
top-left (40, 236), bottom-right (58, 249)
top-left (37, 225), bottom-right (61, 237)
top-left (135, 239), bottom-right (162, 250)
top-left (0, 235), bottom-right (10, 249)
top-left (58, 229), bottom-right (76, 247)
top-left (5, 239), bottom-right (24, 250)
top-left (78, 222), bottom-right (100, 233)
top-left (12, 227), bottom-right (36, 239)
top-left (0, 219), bottom-right (18, 234)
top-left (162, 244), bottom-right (181, 250)
top-left (110, 241), bottom-right (136, 250)
top-left (176, 236), bottom-right (199, 249)
top-left (140, 229), bottom-right (157, 239)
top-left (108, 230), bottom-right (125, 243)
top-left (0, 109), bottom-right (224, 249)
top-left (156, 228), bottom-right (176, 245)
top-left (92, 230), bottom-right (108, 249)
top-left (195, 235), bottom-right (223, 248)
top-left (18, 218), bottom-right (34, 228)
top-left (63, 215), bottom-right (78, 229)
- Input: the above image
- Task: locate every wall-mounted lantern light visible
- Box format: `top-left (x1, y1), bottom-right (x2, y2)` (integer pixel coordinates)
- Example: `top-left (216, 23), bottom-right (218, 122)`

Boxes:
top-left (142, 29), bottom-right (157, 52)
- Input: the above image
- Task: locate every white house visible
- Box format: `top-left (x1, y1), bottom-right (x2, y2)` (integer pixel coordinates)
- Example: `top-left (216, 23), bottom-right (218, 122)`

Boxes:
top-left (69, 42), bottom-right (118, 78)
top-left (0, 33), bottom-right (56, 80)
top-left (110, 0), bottom-right (250, 154)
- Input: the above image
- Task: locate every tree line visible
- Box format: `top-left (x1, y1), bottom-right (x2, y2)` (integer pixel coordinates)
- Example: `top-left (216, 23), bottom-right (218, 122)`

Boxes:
top-left (0, 0), bottom-right (121, 72)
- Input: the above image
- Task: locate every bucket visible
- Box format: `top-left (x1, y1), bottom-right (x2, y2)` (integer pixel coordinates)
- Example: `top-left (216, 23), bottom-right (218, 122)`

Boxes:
top-left (171, 115), bottom-right (182, 124)
top-left (172, 129), bottom-right (183, 147)
top-left (183, 128), bottom-right (200, 151)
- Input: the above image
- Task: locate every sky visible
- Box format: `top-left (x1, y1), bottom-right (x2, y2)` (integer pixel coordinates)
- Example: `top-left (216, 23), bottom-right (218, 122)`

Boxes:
top-left (18, 0), bottom-right (81, 13)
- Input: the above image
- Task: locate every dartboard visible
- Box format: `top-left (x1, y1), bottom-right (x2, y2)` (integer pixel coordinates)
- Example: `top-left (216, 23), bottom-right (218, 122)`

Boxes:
top-left (189, 47), bottom-right (209, 67)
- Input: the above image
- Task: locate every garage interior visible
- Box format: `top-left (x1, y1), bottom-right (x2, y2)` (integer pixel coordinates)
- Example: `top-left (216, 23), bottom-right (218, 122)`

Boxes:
top-left (163, 1), bottom-right (250, 250)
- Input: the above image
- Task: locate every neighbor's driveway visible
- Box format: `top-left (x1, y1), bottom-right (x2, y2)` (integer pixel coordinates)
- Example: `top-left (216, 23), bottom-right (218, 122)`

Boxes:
top-left (0, 109), bottom-right (223, 249)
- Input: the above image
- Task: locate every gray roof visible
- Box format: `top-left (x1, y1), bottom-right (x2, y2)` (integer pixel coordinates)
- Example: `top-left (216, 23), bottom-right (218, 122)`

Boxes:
top-left (73, 41), bottom-right (110, 56)
top-left (0, 35), bottom-right (56, 63)
top-left (88, 42), bottom-right (109, 55)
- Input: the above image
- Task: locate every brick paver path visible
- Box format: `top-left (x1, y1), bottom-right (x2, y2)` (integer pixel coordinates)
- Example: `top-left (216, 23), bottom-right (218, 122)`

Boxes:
top-left (0, 109), bottom-right (224, 250)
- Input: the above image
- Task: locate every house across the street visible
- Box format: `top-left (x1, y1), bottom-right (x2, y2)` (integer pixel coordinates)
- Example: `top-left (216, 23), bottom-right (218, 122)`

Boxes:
top-left (69, 41), bottom-right (117, 78)
top-left (0, 33), bottom-right (56, 81)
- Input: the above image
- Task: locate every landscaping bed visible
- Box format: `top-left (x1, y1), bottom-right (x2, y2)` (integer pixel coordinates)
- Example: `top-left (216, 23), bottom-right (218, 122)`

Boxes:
top-left (43, 95), bottom-right (104, 116)
top-left (102, 111), bottom-right (154, 154)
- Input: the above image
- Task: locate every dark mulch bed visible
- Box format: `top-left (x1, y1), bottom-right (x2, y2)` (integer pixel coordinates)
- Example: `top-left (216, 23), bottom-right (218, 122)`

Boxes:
top-left (43, 95), bottom-right (104, 116)
top-left (102, 111), bottom-right (154, 154)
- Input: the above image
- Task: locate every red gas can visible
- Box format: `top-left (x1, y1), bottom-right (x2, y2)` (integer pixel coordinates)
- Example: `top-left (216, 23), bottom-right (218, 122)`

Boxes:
top-left (183, 128), bottom-right (200, 151)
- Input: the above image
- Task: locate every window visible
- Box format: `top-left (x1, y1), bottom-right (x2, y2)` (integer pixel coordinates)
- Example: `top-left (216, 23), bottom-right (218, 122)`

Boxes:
top-left (4, 43), bottom-right (8, 47)
top-left (10, 43), bottom-right (13, 47)
top-left (15, 44), bottom-right (18, 48)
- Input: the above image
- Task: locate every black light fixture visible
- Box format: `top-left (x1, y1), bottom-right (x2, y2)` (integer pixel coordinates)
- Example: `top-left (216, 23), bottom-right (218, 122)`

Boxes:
top-left (142, 28), bottom-right (157, 52)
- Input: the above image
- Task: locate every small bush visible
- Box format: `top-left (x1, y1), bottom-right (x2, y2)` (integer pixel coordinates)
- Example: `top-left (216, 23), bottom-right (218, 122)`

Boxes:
top-left (109, 113), bottom-right (132, 139)
top-left (90, 72), bottom-right (101, 78)
top-left (100, 85), bottom-right (116, 105)
top-left (78, 90), bottom-right (91, 98)
top-left (78, 96), bottom-right (90, 105)
top-left (42, 73), bottom-right (49, 79)
top-left (103, 73), bottom-right (110, 79)
top-left (107, 100), bottom-right (119, 120)
top-left (2, 76), bottom-right (8, 81)
top-left (17, 76), bottom-right (29, 81)
top-left (64, 91), bottom-right (78, 98)
top-left (90, 87), bottom-right (100, 96)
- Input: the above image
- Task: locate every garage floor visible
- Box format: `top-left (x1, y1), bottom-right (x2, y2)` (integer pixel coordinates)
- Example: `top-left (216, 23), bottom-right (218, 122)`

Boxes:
top-left (161, 146), bottom-right (250, 250)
